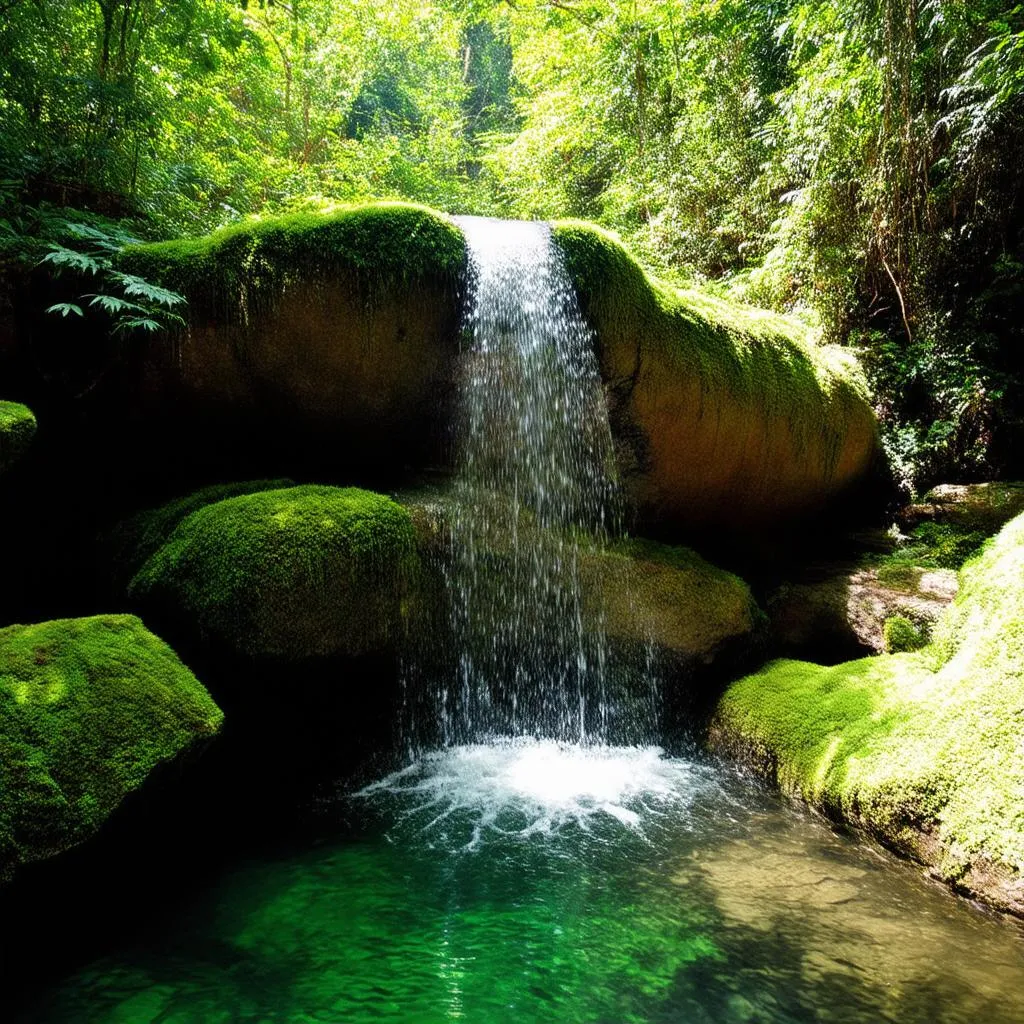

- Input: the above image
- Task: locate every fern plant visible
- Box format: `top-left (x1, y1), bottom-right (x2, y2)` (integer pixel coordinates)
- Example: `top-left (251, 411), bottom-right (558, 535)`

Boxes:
top-left (39, 220), bottom-right (185, 334)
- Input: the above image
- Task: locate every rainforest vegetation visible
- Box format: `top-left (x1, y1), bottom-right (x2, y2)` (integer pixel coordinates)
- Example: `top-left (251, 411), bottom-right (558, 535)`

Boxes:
top-left (2, 0), bottom-right (1024, 490)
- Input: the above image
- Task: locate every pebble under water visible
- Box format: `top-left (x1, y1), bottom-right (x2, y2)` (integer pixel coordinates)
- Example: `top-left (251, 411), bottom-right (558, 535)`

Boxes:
top-left (17, 740), bottom-right (1024, 1024)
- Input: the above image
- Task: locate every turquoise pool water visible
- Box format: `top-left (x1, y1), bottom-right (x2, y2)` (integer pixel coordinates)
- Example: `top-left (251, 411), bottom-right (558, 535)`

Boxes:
top-left (19, 741), bottom-right (1024, 1023)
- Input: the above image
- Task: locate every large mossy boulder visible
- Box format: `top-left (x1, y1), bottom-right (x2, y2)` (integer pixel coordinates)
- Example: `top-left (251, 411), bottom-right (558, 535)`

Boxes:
top-left (105, 478), bottom-right (295, 596)
top-left (127, 485), bottom-right (418, 661)
top-left (115, 205), bottom-right (876, 536)
top-left (553, 223), bottom-right (879, 533)
top-left (0, 400), bottom-right (36, 475)
top-left (709, 511), bottom-right (1024, 916)
top-left (118, 202), bottom-right (466, 472)
top-left (0, 615), bottom-right (223, 880)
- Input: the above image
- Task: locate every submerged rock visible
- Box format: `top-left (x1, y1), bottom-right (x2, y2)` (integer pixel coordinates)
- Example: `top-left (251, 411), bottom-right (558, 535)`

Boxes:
top-left (0, 400), bottom-right (36, 475)
top-left (127, 485), bottom-right (418, 660)
top-left (0, 615), bottom-right (222, 881)
top-left (553, 222), bottom-right (879, 534)
top-left (709, 511), bottom-right (1024, 917)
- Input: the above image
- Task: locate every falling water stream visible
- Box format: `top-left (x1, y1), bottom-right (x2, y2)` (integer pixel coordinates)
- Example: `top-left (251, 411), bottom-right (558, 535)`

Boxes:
top-left (11, 218), bottom-right (1024, 1024)
top-left (438, 215), bottom-right (626, 746)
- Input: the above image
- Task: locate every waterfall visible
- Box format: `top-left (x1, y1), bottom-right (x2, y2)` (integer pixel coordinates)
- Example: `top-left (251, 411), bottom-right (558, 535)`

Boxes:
top-left (422, 216), bottom-right (630, 746)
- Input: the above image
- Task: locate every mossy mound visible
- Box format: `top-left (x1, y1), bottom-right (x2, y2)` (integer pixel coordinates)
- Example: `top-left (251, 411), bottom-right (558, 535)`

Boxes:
top-left (128, 485), bottom-right (418, 660)
top-left (592, 538), bottom-right (761, 663)
top-left (0, 401), bottom-right (36, 475)
top-left (553, 223), bottom-right (879, 533)
top-left (105, 479), bottom-right (295, 595)
top-left (115, 203), bottom-right (468, 472)
top-left (119, 201), bottom-right (466, 310)
top-left (710, 511), bottom-right (1024, 915)
top-left (0, 615), bottom-right (223, 880)
top-left (882, 614), bottom-right (927, 653)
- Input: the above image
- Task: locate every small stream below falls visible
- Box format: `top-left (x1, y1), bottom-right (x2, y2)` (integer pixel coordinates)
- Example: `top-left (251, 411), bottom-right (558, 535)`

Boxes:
top-left (15, 740), bottom-right (1024, 1024)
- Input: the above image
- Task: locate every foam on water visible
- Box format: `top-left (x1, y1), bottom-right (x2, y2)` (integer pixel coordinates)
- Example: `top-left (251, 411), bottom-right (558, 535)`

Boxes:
top-left (357, 739), bottom-right (717, 849)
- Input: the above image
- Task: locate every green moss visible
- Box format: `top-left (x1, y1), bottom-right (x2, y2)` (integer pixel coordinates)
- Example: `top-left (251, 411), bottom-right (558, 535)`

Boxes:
top-left (576, 535), bottom-right (761, 658)
top-left (713, 510), bottom-right (1024, 882)
top-left (882, 615), bottom-right (926, 653)
top-left (874, 522), bottom-right (987, 591)
top-left (129, 485), bottom-right (419, 659)
top-left (552, 221), bottom-right (872, 474)
top-left (911, 521), bottom-right (987, 569)
top-left (0, 615), bottom-right (222, 879)
top-left (107, 479), bottom-right (295, 592)
top-left (0, 401), bottom-right (37, 474)
top-left (117, 202), bottom-right (466, 325)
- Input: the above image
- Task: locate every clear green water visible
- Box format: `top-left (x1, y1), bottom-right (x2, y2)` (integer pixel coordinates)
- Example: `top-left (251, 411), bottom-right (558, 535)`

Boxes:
top-left (20, 741), bottom-right (1024, 1024)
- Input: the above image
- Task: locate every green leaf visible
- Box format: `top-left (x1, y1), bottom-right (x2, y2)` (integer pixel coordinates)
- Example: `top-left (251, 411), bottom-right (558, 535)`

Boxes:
top-left (110, 272), bottom-right (186, 308)
top-left (39, 247), bottom-right (105, 274)
top-left (45, 303), bottom-right (85, 318)
top-left (86, 294), bottom-right (149, 315)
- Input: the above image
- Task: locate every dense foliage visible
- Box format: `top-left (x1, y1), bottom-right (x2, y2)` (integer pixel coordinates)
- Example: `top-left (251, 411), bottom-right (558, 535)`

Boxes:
top-left (2, 0), bottom-right (1023, 491)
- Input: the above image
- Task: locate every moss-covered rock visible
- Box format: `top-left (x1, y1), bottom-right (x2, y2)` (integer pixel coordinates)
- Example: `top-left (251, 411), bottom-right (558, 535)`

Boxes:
top-left (400, 489), bottom-right (761, 670)
top-left (590, 537), bottom-right (761, 665)
top-left (0, 615), bottom-right (223, 880)
top-left (117, 202), bottom-right (467, 472)
top-left (105, 478), bottom-right (295, 596)
top-left (128, 485), bottom-right (418, 660)
top-left (0, 401), bottom-right (36, 475)
top-left (553, 222), bottom-right (879, 533)
top-left (710, 511), bottom-right (1024, 916)
top-left (882, 614), bottom-right (927, 653)
top-left (901, 481), bottom-right (1024, 536)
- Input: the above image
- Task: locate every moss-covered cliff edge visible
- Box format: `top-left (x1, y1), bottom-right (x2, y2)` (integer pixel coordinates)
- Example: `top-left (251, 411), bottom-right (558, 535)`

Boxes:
top-left (114, 202), bottom-right (468, 478)
top-left (102, 204), bottom-right (880, 536)
top-left (554, 222), bottom-right (880, 533)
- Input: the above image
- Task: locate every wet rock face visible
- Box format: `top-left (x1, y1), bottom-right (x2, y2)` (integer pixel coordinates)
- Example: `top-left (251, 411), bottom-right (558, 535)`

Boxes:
top-left (159, 278), bottom-right (462, 465)
top-left (400, 490), bottom-right (762, 674)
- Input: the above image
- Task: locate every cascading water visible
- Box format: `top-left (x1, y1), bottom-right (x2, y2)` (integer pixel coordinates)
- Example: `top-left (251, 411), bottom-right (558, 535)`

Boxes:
top-left (435, 215), bottom-right (634, 747)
